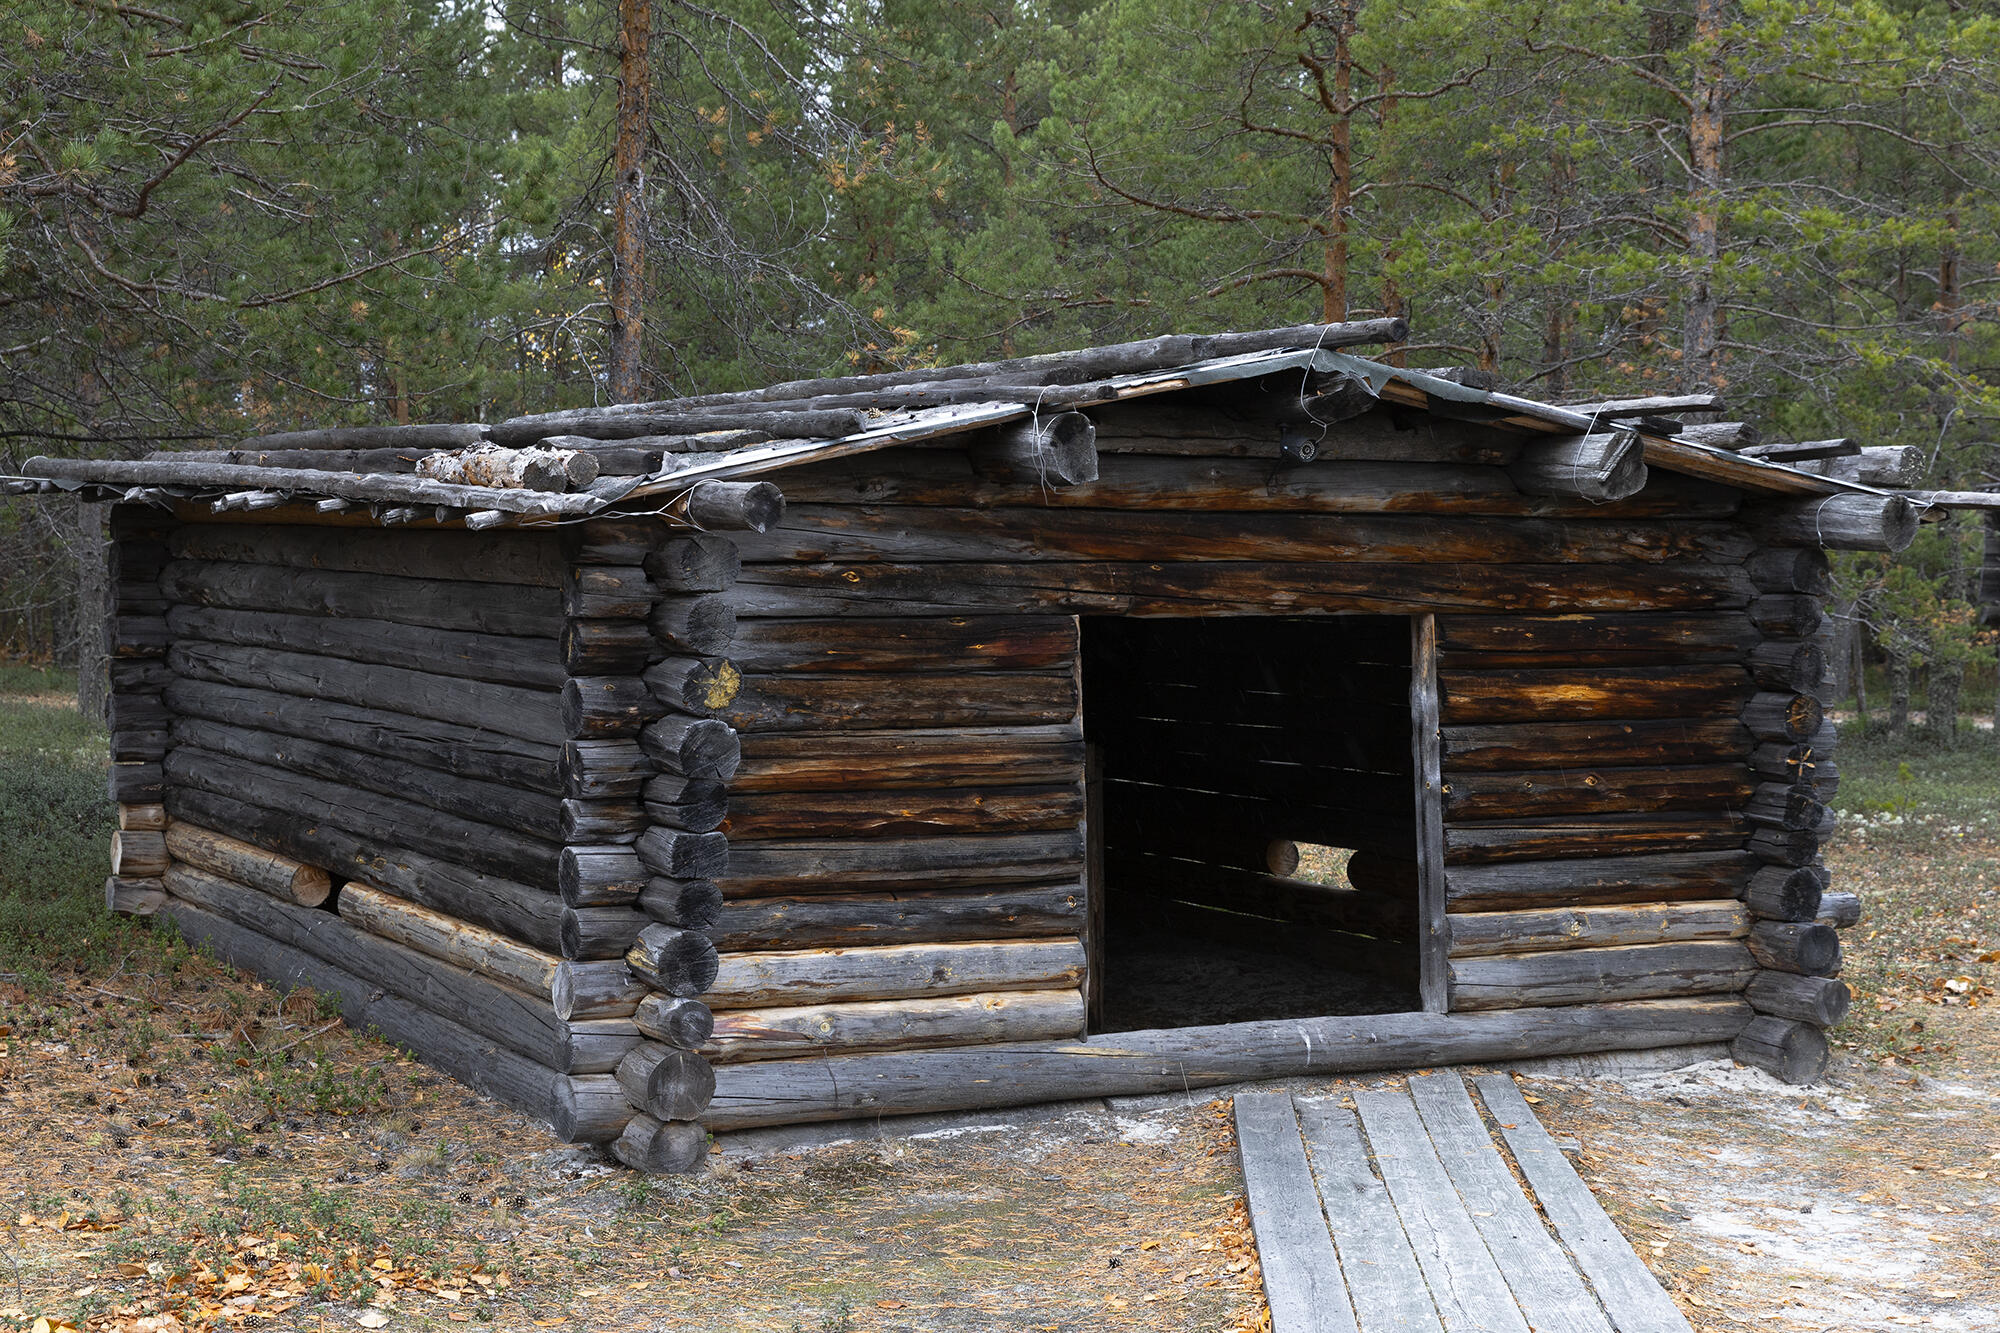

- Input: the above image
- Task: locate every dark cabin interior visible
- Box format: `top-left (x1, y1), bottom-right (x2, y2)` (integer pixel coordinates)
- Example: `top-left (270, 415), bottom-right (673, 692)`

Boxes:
top-left (1082, 615), bottom-right (1422, 1032)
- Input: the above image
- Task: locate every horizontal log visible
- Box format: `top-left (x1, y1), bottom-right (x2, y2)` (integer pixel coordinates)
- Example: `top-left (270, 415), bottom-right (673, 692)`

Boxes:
top-left (1745, 494), bottom-right (1919, 552)
top-left (171, 716), bottom-right (560, 841)
top-left (1818, 890), bottom-right (1861, 929)
top-left (773, 448), bottom-right (1744, 519)
top-left (560, 799), bottom-right (646, 842)
top-left (1448, 941), bottom-right (1757, 1010)
top-left (1747, 921), bottom-right (1841, 975)
top-left (721, 671), bottom-right (1079, 733)
top-left (1439, 665), bottom-right (1753, 725)
top-left (685, 481), bottom-right (786, 534)
top-left (724, 785), bottom-right (1083, 839)
top-left (644, 534), bottom-right (741, 592)
top-left (639, 714), bottom-right (741, 780)
top-left (564, 565), bottom-right (658, 619)
top-left (732, 506), bottom-right (1756, 570)
top-left (733, 726), bottom-right (1083, 793)
top-left (169, 640), bottom-right (564, 745)
top-left (616, 1043), bottom-right (717, 1121)
top-left (1731, 1015), bottom-right (1829, 1083)
top-left (107, 693), bottom-right (172, 732)
top-left (167, 605), bottom-right (566, 690)
top-left (337, 881), bottom-right (568, 1003)
top-left (1444, 850), bottom-right (1757, 910)
top-left (110, 659), bottom-right (175, 692)
top-left (1506, 430), bottom-right (1646, 502)
top-left (1749, 595), bottom-right (1823, 639)
top-left (650, 596), bottom-right (738, 656)
top-left (118, 803), bottom-right (169, 832)
top-left (1441, 718), bottom-right (1753, 772)
top-left (168, 678), bottom-right (559, 795)
top-left (1745, 971), bottom-right (1850, 1027)
top-left (706, 937), bottom-right (1086, 1008)
top-left (162, 901), bottom-right (602, 1140)
top-left (1443, 764), bottom-right (1755, 821)
top-left (1742, 692), bottom-right (1823, 743)
top-left (561, 739), bottom-right (648, 800)
top-left (612, 1114), bottom-right (709, 1174)
top-left (634, 994), bottom-right (716, 1050)
top-left (1743, 864), bottom-right (1828, 922)
top-left (1447, 900), bottom-right (1749, 957)
top-left (969, 412), bottom-right (1098, 486)
top-left (635, 827), bottom-right (730, 881)
top-left (559, 846), bottom-right (647, 907)
top-left (111, 829), bottom-right (168, 878)
top-left (167, 744), bottom-right (560, 883)
top-left (1446, 815), bottom-right (1751, 865)
top-left (643, 657), bottom-right (742, 716)
top-left (108, 615), bottom-right (170, 658)
top-left (705, 988), bottom-right (1084, 1064)
top-left (550, 960), bottom-right (653, 1021)
top-left (561, 677), bottom-right (664, 738)
top-left (1797, 445), bottom-right (1925, 488)
top-left (719, 830), bottom-right (1086, 896)
top-left (565, 517), bottom-right (671, 565)
top-left (1747, 827), bottom-right (1823, 868)
top-left (562, 618), bottom-right (657, 675)
top-left (1747, 641), bottom-right (1827, 692)
top-left (637, 877), bottom-right (725, 930)
top-left (1748, 733), bottom-right (1835, 787)
top-left (170, 522), bottom-right (564, 586)
top-left (627, 923), bottom-right (722, 997)
top-left (105, 876), bottom-right (167, 916)
top-left (736, 561), bottom-right (1756, 619)
top-left (1436, 612), bottom-right (1758, 666)
top-left (709, 885), bottom-right (1083, 952)
top-left (31, 455), bottom-right (603, 515)
top-left (553, 1075), bottom-right (635, 1145)
top-left (166, 819), bottom-right (332, 907)
top-left (162, 785), bottom-right (639, 960)
top-left (1742, 783), bottom-right (1827, 833)
top-left (702, 998), bottom-right (1755, 1129)
top-left (728, 615), bottom-right (1077, 674)
top-left (643, 777), bottom-right (728, 834)
top-left (161, 560), bottom-right (565, 637)
top-left (1742, 548), bottom-right (1832, 596)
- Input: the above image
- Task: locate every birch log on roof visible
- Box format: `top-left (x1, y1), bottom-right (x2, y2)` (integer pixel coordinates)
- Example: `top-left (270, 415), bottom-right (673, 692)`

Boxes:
top-left (415, 444), bottom-right (601, 491)
top-left (21, 457), bottom-right (604, 516)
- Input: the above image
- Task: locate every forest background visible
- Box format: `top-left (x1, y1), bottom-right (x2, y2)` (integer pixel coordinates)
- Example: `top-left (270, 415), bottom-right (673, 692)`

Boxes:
top-left (3, 0), bottom-right (1998, 733)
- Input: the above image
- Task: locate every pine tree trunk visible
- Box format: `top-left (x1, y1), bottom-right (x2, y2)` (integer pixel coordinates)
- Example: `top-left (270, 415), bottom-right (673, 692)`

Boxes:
top-left (1684, 0), bottom-right (1727, 391)
top-left (1931, 660), bottom-right (1962, 749)
top-left (73, 503), bottom-right (108, 725)
top-left (608, 0), bottom-right (652, 402)
top-left (1887, 642), bottom-right (1911, 740)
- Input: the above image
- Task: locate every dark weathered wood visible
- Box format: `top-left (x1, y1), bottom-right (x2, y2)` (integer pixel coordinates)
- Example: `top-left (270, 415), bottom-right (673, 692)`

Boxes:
top-left (168, 742), bottom-right (560, 881)
top-left (1745, 494), bottom-right (1919, 551)
top-left (1743, 782), bottom-right (1826, 833)
top-left (649, 595), bottom-right (738, 656)
top-left (564, 517), bottom-right (671, 564)
top-left (169, 604), bottom-right (567, 689)
top-left (107, 693), bottom-right (172, 731)
top-left (708, 885), bottom-right (1082, 952)
top-left (552, 1074), bottom-right (634, 1144)
top-left (737, 560), bottom-right (1755, 618)
top-left (1741, 691), bottom-right (1823, 743)
top-left (1443, 850), bottom-right (1757, 908)
top-left (164, 785), bottom-right (643, 960)
top-left (1436, 612), bottom-right (1758, 665)
top-left (1231, 1091), bottom-right (1360, 1333)
top-left (558, 845), bottom-right (648, 907)
top-left (1742, 547), bottom-right (1832, 596)
top-left (735, 508), bottom-right (1756, 571)
top-left (561, 676), bottom-right (665, 737)
top-left (643, 657), bottom-right (742, 715)
top-left (1743, 864), bottom-right (1827, 922)
top-left (559, 799), bottom-right (646, 843)
top-left (733, 726), bottom-right (1083, 792)
top-left (1471, 1076), bottom-right (1696, 1333)
top-left (1438, 665), bottom-right (1752, 725)
top-left (1441, 718), bottom-right (1753, 772)
top-left (110, 658), bottom-right (176, 691)
top-left (161, 560), bottom-right (565, 636)
top-left (563, 565), bottom-right (658, 619)
top-left (562, 618), bottom-right (657, 674)
top-left (1747, 640), bottom-right (1827, 692)
top-left (1749, 594), bottom-right (1824, 639)
top-left (110, 725), bottom-right (171, 762)
top-left (707, 937), bottom-right (1085, 1008)
top-left (562, 738), bottom-right (649, 799)
top-left (1448, 900), bottom-right (1748, 957)
top-left (644, 533), bottom-right (741, 592)
top-left (105, 876), bottom-right (168, 915)
top-left (724, 785), bottom-right (1083, 839)
top-left (612, 1114), bottom-right (708, 1174)
top-left (110, 616), bottom-right (171, 656)
top-left (639, 714), bottom-right (742, 780)
top-left (615, 1043), bottom-right (717, 1121)
top-left (633, 994), bottom-right (717, 1049)
top-left (1746, 827), bottom-right (1821, 868)
top-left (1745, 971), bottom-right (1850, 1027)
top-left (171, 522), bottom-right (563, 586)
top-left (1444, 764), bottom-right (1756, 820)
top-left (1447, 941), bottom-right (1756, 1010)
top-left (969, 412), bottom-right (1099, 486)
top-left (635, 826), bottom-right (730, 881)
top-left (171, 716), bottom-right (560, 840)
top-left (719, 831), bottom-right (1086, 896)
top-left (642, 775), bottom-right (728, 833)
top-left (685, 481), bottom-right (786, 533)
top-left (1818, 890), bottom-right (1861, 929)
top-left (1731, 1015), bottom-right (1829, 1082)
top-left (637, 877), bottom-right (725, 930)
top-left (626, 923), bottom-right (722, 997)
top-left (727, 615), bottom-right (1077, 674)
top-left (1748, 735), bottom-right (1834, 787)
top-left (1411, 614), bottom-right (1449, 1013)
top-left (166, 820), bottom-right (333, 907)
top-left (169, 641), bottom-right (565, 745)
top-left (705, 989), bottom-right (1085, 1064)
top-left (1447, 816), bottom-right (1751, 865)
top-left (721, 672), bottom-right (1078, 733)
top-left (1507, 429), bottom-right (1646, 502)
top-left (1747, 921), bottom-right (1841, 975)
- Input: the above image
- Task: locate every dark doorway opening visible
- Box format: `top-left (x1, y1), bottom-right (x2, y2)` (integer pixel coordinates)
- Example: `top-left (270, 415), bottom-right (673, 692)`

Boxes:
top-left (1082, 616), bottom-right (1420, 1032)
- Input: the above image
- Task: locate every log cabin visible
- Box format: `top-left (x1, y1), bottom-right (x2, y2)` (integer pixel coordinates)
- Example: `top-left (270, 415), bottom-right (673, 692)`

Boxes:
top-left (8, 317), bottom-right (1959, 1172)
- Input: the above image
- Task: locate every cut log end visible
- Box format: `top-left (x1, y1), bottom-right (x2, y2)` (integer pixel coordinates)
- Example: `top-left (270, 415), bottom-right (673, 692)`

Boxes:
top-left (611, 1114), bottom-right (708, 1174)
top-left (1733, 1015), bottom-right (1831, 1084)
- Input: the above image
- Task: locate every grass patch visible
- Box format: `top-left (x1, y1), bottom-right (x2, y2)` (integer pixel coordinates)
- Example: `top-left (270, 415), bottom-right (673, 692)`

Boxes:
top-left (0, 661), bottom-right (75, 696)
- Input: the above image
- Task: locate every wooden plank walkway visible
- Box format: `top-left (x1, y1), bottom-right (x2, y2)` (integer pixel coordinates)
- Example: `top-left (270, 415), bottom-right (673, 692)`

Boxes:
top-left (1235, 1072), bottom-right (1693, 1333)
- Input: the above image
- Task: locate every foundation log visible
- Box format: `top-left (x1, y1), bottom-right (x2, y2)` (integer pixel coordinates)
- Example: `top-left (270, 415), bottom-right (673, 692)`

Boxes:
top-left (705, 989), bottom-right (1085, 1063)
top-left (1731, 1015), bottom-right (1830, 1083)
top-left (166, 821), bottom-right (332, 907)
top-left (615, 1043), bottom-right (718, 1121)
top-left (612, 1114), bottom-right (709, 1174)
